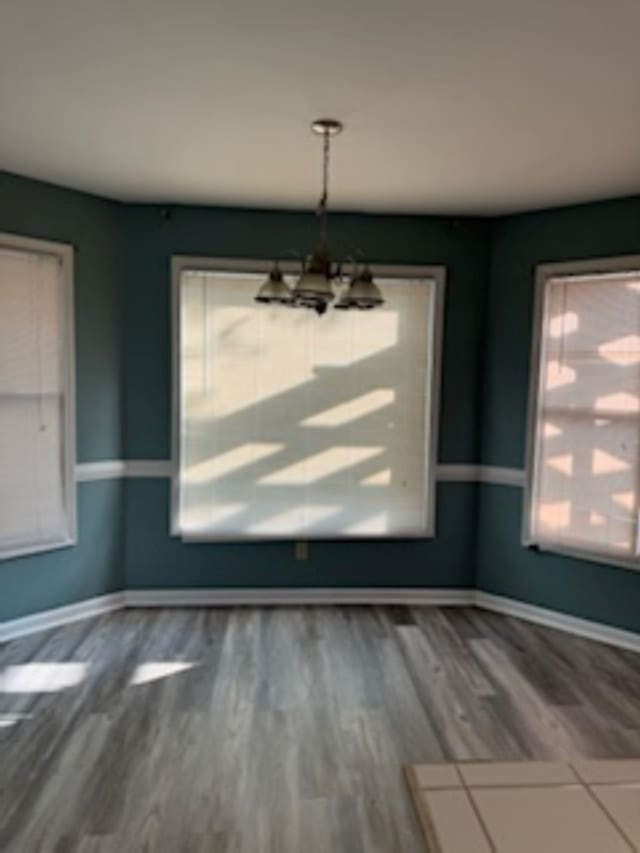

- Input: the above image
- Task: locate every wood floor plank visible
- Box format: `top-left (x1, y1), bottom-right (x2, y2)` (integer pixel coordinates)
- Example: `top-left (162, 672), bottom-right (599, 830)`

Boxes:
top-left (1, 605), bottom-right (639, 851)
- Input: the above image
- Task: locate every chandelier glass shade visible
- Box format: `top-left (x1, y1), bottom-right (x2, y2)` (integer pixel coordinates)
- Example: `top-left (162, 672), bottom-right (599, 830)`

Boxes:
top-left (335, 266), bottom-right (384, 310)
top-left (254, 264), bottom-right (293, 304)
top-left (254, 119), bottom-right (384, 315)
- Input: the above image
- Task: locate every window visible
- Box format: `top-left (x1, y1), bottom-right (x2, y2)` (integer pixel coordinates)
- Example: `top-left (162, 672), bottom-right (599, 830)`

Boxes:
top-left (0, 234), bottom-right (75, 559)
top-left (525, 258), bottom-right (640, 568)
top-left (172, 258), bottom-right (444, 540)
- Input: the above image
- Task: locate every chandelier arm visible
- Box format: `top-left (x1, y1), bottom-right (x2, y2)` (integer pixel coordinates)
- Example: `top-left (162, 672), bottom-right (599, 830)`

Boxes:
top-left (281, 247), bottom-right (305, 271)
top-left (336, 254), bottom-right (358, 283)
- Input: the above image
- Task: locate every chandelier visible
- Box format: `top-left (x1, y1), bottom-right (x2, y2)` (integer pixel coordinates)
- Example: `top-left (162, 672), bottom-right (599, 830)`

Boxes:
top-left (254, 119), bottom-right (384, 315)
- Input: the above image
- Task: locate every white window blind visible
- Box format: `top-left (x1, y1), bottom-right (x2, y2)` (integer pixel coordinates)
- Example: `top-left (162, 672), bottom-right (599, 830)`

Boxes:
top-left (174, 265), bottom-right (442, 539)
top-left (527, 266), bottom-right (640, 565)
top-left (0, 237), bottom-right (75, 559)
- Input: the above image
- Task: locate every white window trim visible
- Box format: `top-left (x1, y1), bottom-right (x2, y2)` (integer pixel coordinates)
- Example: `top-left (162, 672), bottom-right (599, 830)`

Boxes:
top-left (0, 232), bottom-right (77, 560)
top-left (523, 255), bottom-right (640, 573)
top-left (170, 256), bottom-right (446, 541)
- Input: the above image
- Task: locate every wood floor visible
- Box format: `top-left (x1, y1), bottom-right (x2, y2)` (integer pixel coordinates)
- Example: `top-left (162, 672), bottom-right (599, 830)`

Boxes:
top-left (1, 606), bottom-right (640, 852)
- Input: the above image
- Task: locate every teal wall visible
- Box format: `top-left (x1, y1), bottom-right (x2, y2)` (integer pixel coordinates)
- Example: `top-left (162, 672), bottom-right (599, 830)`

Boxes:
top-left (0, 173), bottom-right (125, 619)
top-left (476, 196), bottom-right (640, 633)
top-left (1, 482), bottom-right (124, 620)
top-left (122, 205), bottom-right (490, 589)
top-left (125, 480), bottom-right (476, 589)
top-left (123, 205), bottom-right (489, 463)
top-left (2, 170), bottom-right (640, 631)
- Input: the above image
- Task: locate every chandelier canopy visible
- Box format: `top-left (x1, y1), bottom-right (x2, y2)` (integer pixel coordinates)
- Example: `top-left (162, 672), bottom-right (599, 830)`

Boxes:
top-left (254, 119), bottom-right (384, 315)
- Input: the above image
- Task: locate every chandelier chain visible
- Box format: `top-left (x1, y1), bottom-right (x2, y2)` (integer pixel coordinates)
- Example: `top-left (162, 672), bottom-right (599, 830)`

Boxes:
top-left (254, 118), bottom-right (383, 312)
top-left (317, 129), bottom-right (331, 245)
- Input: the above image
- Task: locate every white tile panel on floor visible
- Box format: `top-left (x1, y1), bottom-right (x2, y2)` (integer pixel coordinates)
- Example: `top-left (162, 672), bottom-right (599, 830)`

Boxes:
top-left (413, 763), bottom-right (462, 790)
top-left (457, 761), bottom-right (578, 788)
top-left (422, 790), bottom-right (493, 853)
top-left (407, 759), bottom-right (640, 852)
top-left (591, 784), bottom-right (640, 848)
top-left (471, 785), bottom-right (631, 853)
top-left (573, 759), bottom-right (640, 784)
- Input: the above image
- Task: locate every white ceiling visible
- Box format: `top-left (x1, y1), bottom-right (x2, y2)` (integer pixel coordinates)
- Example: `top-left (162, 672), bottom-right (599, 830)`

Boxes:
top-left (2, 0), bottom-right (640, 214)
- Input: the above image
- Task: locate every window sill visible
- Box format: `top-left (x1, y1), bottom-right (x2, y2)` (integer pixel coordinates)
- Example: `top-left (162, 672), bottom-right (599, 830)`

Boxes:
top-left (0, 535), bottom-right (77, 563)
top-left (524, 539), bottom-right (640, 574)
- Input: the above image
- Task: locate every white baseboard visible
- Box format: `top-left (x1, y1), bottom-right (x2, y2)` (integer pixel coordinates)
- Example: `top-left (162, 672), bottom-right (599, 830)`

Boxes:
top-left (3, 588), bottom-right (638, 653)
top-left (1, 589), bottom-right (471, 641)
top-left (475, 591), bottom-right (640, 654)
top-left (0, 592), bottom-right (125, 643)
top-left (124, 587), bottom-right (474, 608)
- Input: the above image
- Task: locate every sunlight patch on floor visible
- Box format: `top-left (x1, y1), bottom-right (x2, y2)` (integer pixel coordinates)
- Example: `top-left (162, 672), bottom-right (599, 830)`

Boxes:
top-left (130, 661), bottom-right (197, 686)
top-left (0, 663), bottom-right (87, 693)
